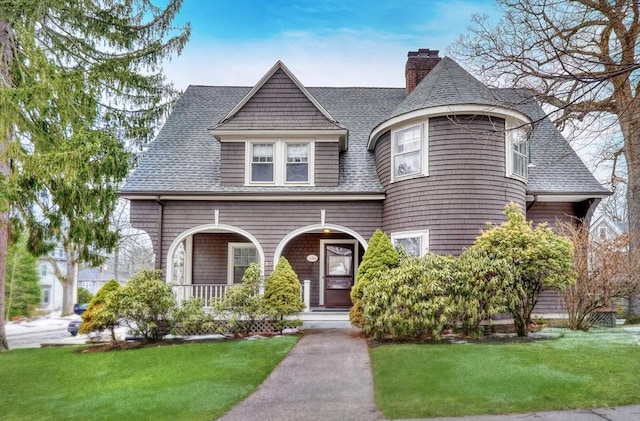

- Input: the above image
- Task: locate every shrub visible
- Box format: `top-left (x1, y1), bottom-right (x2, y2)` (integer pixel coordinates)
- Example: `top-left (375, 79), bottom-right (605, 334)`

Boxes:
top-left (263, 257), bottom-right (304, 331)
top-left (471, 203), bottom-right (575, 336)
top-left (172, 297), bottom-right (216, 336)
top-left (350, 229), bottom-right (399, 327)
top-left (79, 279), bottom-right (120, 341)
top-left (362, 254), bottom-right (455, 340)
top-left (214, 262), bottom-right (268, 335)
top-left (450, 248), bottom-right (511, 336)
top-left (108, 269), bottom-right (176, 341)
top-left (77, 287), bottom-right (93, 304)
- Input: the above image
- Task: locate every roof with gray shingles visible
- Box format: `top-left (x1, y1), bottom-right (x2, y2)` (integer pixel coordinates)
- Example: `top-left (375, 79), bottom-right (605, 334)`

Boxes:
top-left (121, 57), bottom-right (608, 196)
top-left (388, 57), bottom-right (500, 119)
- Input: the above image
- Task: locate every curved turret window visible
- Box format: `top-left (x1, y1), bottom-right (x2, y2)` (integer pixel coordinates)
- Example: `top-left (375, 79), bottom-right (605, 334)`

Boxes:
top-left (392, 122), bottom-right (428, 181)
top-left (506, 120), bottom-right (530, 181)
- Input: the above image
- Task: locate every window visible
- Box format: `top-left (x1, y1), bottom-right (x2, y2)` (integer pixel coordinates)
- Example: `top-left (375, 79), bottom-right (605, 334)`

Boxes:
top-left (286, 143), bottom-right (309, 182)
top-left (392, 123), bottom-right (427, 181)
top-left (247, 140), bottom-right (314, 185)
top-left (506, 121), bottom-right (529, 180)
top-left (251, 144), bottom-right (274, 182)
top-left (228, 243), bottom-right (258, 284)
top-left (42, 287), bottom-right (51, 305)
top-left (391, 231), bottom-right (429, 257)
top-left (598, 226), bottom-right (607, 241)
top-left (41, 264), bottom-right (47, 277)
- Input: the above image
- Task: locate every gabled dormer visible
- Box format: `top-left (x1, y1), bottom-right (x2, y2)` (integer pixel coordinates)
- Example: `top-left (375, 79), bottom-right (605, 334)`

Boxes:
top-left (211, 61), bottom-right (347, 188)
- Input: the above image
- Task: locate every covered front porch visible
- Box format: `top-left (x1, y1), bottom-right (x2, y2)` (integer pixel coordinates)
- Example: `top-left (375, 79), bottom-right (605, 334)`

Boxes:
top-left (166, 223), bottom-right (367, 315)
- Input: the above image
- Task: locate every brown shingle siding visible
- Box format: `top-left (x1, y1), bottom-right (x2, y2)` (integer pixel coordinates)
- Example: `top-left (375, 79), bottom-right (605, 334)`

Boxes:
top-left (220, 142), bottom-right (245, 186)
top-left (315, 142), bottom-right (339, 187)
top-left (376, 115), bottom-right (526, 255)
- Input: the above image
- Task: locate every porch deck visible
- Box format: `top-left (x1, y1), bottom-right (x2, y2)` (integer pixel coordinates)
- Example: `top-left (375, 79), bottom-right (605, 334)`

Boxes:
top-left (172, 284), bottom-right (351, 322)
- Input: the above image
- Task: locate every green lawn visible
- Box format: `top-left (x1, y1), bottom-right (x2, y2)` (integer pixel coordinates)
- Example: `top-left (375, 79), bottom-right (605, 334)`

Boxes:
top-left (0, 337), bottom-right (298, 421)
top-left (371, 328), bottom-right (640, 419)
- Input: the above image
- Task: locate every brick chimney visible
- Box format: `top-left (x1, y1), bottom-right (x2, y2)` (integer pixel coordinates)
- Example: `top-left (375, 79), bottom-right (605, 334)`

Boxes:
top-left (405, 49), bottom-right (441, 93)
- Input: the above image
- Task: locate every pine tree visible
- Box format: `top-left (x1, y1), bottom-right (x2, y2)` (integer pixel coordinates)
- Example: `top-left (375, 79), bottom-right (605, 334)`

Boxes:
top-left (0, 1), bottom-right (190, 351)
top-left (4, 234), bottom-right (40, 320)
top-left (349, 229), bottom-right (399, 327)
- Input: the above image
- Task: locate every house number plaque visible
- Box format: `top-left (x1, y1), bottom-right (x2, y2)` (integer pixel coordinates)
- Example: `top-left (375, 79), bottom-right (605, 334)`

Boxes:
top-left (306, 254), bottom-right (318, 263)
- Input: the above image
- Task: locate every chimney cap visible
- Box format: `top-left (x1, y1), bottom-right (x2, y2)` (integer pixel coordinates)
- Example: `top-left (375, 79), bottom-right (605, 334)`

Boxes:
top-left (407, 48), bottom-right (440, 58)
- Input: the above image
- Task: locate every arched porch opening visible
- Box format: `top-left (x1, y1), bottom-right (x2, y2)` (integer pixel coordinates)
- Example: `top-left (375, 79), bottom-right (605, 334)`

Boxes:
top-left (274, 224), bottom-right (368, 309)
top-left (166, 224), bottom-right (265, 307)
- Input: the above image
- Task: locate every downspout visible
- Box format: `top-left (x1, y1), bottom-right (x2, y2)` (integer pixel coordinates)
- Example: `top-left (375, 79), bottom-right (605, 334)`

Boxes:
top-left (155, 197), bottom-right (164, 270)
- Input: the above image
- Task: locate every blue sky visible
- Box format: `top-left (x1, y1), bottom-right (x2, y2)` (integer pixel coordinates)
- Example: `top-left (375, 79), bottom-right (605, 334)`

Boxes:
top-left (164, 0), bottom-right (498, 89)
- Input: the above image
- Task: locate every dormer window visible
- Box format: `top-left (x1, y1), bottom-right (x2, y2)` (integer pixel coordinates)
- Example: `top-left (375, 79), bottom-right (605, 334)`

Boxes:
top-left (286, 143), bottom-right (309, 182)
top-left (247, 140), bottom-right (314, 186)
top-left (251, 144), bottom-right (274, 182)
top-left (392, 122), bottom-right (428, 181)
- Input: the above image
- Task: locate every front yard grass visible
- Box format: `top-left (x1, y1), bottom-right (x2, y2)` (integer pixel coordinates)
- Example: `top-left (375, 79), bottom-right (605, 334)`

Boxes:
top-left (371, 328), bottom-right (640, 419)
top-left (0, 336), bottom-right (298, 421)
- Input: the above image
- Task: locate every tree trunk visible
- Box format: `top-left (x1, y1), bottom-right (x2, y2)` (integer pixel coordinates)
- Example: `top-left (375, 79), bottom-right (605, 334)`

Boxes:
top-left (0, 209), bottom-right (8, 352)
top-left (0, 20), bottom-right (15, 352)
top-left (620, 100), bottom-right (640, 321)
top-left (60, 257), bottom-right (77, 316)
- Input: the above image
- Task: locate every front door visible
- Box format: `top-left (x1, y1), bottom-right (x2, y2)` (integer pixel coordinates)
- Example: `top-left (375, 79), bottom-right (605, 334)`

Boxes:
top-left (324, 243), bottom-right (355, 307)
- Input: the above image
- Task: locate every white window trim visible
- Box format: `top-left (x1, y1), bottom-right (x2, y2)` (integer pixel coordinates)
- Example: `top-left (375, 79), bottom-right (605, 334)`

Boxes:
top-left (227, 242), bottom-right (259, 285)
top-left (505, 119), bottom-right (528, 182)
top-left (390, 121), bottom-right (429, 182)
top-left (391, 230), bottom-right (429, 257)
top-left (245, 139), bottom-right (315, 186)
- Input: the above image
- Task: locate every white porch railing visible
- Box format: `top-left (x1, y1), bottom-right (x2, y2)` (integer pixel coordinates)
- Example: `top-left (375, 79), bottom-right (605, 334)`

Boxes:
top-left (172, 280), bottom-right (311, 311)
top-left (172, 284), bottom-right (230, 307)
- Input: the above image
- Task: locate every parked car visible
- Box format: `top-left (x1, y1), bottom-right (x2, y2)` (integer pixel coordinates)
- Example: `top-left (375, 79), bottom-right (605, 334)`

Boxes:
top-left (68, 319), bottom-right (82, 336)
top-left (73, 303), bottom-right (88, 315)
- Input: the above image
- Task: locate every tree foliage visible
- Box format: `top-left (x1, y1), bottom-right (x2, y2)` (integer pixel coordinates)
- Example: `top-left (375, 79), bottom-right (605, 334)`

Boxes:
top-left (79, 279), bottom-right (120, 340)
top-left (350, 229), bottom-right (399, 327)
top-left (107, 269), bottom-right (175, 341)
top-left (263, 257), bottom-right (304, 330)
top-left (471, 204), bottom-right (575, 336)
top-left (452, 0), bottom-right (640, 317)
top-left (77, 287), bottom-right (93, 305)
top-left (0, 1), bottom-right (189, 350)
top-left (4, 234), bottom-right (39, 319)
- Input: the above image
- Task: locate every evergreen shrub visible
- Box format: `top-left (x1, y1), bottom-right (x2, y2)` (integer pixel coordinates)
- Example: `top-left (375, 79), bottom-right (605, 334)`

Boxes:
top-left (350, 229), bottom-right (399, 327)
top-left (263, 257), bottom-right (304, 331)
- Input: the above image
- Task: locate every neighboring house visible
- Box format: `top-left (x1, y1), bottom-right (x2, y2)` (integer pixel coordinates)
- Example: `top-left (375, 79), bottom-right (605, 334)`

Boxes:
top-left (590, 214), bottom-right (628, 242)
top-left (78, 264), bottom-right (127, 295)
top-left (38, 245), bottom-right (66, 312)
top-left (120, 49), bottom-right (610, 315)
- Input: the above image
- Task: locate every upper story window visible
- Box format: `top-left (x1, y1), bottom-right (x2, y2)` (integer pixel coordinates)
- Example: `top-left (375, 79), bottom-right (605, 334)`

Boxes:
top-left (247, 140), bottom-right (314, 185)
top-left (391, 231), bottom-right (429, 257)
top-left (251, 144), bottom-right (274, 182)
top-left (286, 143), bottom-right (309, 182)
top-left (506, 121), bottom-right (529, 181)
top-left (392, 122), bottom-right (428, 181)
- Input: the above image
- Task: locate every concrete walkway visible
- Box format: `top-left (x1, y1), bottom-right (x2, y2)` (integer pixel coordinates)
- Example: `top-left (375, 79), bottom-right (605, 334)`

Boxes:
top-left (219, 328), bottom-right (385, 421)
top-left (218, 328), bottom-right (640, 421)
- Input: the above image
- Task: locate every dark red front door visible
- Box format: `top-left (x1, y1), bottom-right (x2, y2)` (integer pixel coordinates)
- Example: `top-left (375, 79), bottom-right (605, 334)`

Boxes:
top-left (324, 243), bottom-right (354, 307)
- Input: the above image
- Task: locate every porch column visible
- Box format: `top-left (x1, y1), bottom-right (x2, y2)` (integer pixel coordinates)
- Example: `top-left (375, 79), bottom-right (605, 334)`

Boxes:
top-left (303, 279), bottom-right (311, 312)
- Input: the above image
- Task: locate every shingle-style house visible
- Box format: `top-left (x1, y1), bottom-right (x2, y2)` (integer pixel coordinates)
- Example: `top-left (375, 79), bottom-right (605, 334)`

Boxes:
top-left (120, 49), bottom-right (609, 315)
